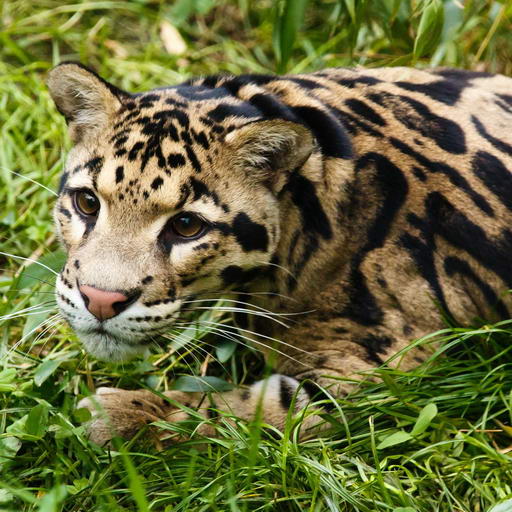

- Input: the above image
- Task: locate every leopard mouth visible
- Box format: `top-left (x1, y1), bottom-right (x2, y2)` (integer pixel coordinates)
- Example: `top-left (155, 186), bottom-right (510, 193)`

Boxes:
top-left (77, 326), bottom-right (152, 362)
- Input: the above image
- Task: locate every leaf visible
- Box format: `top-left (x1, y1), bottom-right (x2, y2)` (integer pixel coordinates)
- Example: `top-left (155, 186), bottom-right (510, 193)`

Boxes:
top-left (0, 489), bottom-right (14, 504)
top-left (393, 508), bottom-right (416, 512)
top-left (26, 403), bottom-right (49, 438)
top-left (273, 0), bottom-right (309, 72)
top-left (23, 309), bottom-right (52, 340)
top-left (73, 407), bottom-right (92, 423)
top-left (411, 403), bottom-right (438, 436)
top-left (495, 420), bottom-right (512, 438)
top-left (34, 359), bottom-right (62, 387)
top-left (413, 0), bottom-right (444, 59)
top-left (66, 478), bottom-right (89, 495)
top-left (166, 0), bottom-right (216, 27)
top-left (216, 340), bottom-right (237, 363)
top-left (37, 484), bottom-right (67, 512)
top-left (488, 499), bottom-right (512, 512)
top-left (17, 250), bottom-right (65, 289)
top-left (377, 431), bottom-right (413, 450)
top-left (0, 368), bottom-right (17, 392)
top-left (343, 0), bottom-right (356, 22)
top-left (0, 435), bottom-right (22, 470)
top-left (172, 375), bottom-right (234, 393)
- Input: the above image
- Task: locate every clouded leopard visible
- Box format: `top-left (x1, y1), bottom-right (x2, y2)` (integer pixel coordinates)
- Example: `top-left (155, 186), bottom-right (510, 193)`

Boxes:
top-left (47, 62), bottom-right (512, 444)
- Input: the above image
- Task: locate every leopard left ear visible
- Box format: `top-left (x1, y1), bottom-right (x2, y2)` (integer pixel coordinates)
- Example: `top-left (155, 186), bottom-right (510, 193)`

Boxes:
top-left (225, 120), bottom-right (315, 191)
top-left (47, 62), bottom-right (128, 144)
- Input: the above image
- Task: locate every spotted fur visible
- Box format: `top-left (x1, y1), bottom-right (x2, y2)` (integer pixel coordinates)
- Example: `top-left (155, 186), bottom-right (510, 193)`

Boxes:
top-left (48, 62), bottom-right (512, 445)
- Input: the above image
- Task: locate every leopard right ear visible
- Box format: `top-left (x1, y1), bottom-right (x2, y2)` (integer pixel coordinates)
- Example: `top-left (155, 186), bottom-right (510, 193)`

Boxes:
top-left (47, 62), bottom-right (128, 143)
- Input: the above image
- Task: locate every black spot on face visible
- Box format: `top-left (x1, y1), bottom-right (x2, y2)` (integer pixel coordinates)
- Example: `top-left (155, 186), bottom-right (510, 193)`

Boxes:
top-left (84, 157), bottom-right (104, 189)
top-left (232, 213), bottom-right (269, 252)
top-left (58, 171), bottom-right (69, 194)
top-left (128, 141), bottom-right (144, 161)
top-left (59, 206), bottom-right (72, 219)
top-left (152, 108), bottom-right (189, 129)
top-left (190, 177), bottom-right (219, 205)
top-left (168, 153), bottom-right (186, 168)
top-left (221, 265), bottom-right (263, 286)
top-left (193, 243), bottom-right (210, 251)
top-left (142, 276), bottom-right (153, 285)
top-left (192, 129), bottom-right (210, 149)
top-left (115, 166), bottom-right (124, 184)
top-left (151, 176), bottom-right (164, 190)
top-left (185, 146), bottom-right (202, 173)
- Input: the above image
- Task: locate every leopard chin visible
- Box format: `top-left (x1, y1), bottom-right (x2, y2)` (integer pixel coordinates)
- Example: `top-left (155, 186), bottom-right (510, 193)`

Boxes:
top-left (77, 329), bottom-right (150, 362)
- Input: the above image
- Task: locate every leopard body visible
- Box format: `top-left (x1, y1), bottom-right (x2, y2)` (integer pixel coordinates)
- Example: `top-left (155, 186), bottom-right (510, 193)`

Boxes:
top-left (47, 63), bottom-right (512, 443)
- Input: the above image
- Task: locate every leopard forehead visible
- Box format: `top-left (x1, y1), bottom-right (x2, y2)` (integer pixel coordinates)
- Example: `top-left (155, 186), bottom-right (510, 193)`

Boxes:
top-left (60, 89), bottom-right (270, 216)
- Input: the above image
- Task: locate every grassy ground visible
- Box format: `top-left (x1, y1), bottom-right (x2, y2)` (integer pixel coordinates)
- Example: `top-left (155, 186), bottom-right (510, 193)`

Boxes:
top-left (2, 1), bottom-right (512, 510)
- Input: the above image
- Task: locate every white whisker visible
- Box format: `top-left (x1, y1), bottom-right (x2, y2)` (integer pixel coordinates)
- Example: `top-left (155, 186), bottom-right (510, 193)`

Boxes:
top-left (0, 167), bottom-right (58, 197)
top-left (174, 321), bottom-right (311, 369)
top-left (256, 259), bottom-right (297, 280)
top-left (8, 313), bottom-right (62, 354)
top-left (181, 306), bottom-right (289, 328)
top-left (0, 303), bottom-right (56, 322)
top-left (190, 319), bottom-right (313, 357)
top-left (0, 252), bottom-right (58, 275)
top-left (181, 298), bottom-right (312, 318)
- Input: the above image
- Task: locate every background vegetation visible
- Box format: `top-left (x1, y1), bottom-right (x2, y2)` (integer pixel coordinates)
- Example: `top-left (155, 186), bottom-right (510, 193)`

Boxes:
top-left (2, 0), bottom-right (512, 510)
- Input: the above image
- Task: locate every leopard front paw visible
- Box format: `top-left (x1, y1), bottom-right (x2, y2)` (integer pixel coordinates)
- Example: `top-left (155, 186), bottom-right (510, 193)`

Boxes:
top-left (77, 388), bottom-right (202, 446)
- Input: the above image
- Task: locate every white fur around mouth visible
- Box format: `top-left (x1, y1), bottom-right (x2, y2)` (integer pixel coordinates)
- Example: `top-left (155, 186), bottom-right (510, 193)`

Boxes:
top-left (77, 328), bottom-right (150, 362)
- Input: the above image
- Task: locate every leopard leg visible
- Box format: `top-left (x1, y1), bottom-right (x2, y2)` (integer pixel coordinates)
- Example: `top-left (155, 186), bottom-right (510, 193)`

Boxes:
top-left (78, 387), bottom-right (196, 445)
top-left (78, 332), bottom-right (431, 445)
top-left (78, 374), bottom-right (328, 445)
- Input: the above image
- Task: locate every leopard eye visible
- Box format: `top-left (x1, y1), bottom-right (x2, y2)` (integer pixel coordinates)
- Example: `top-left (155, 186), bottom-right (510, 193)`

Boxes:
top-left (171, 213), bottom-right (205, 238)
top-left (73, 190), bottom-right (100, 217)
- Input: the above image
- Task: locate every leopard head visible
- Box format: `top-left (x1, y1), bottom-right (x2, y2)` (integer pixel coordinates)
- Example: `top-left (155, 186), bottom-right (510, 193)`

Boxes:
top-left (47, 63), bottom-right (315, 361)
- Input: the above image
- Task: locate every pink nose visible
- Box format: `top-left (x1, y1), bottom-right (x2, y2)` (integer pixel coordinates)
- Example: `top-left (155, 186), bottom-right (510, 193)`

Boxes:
top-left (79, 285), bottom-right (132, 321)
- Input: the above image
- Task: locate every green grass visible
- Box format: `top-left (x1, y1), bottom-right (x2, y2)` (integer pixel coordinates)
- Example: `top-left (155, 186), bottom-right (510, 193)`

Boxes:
top-left (2, 0), bottom-right (512, 510)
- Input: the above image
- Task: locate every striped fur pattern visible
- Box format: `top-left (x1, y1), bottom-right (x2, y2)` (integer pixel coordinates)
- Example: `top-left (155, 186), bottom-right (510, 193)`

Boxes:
top-left (47, 62), bottom-right (512, 445)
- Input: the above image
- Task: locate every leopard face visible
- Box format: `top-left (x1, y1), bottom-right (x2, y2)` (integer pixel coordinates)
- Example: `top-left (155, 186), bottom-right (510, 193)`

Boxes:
top-left (49, 64), bottom-right (313, 361)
